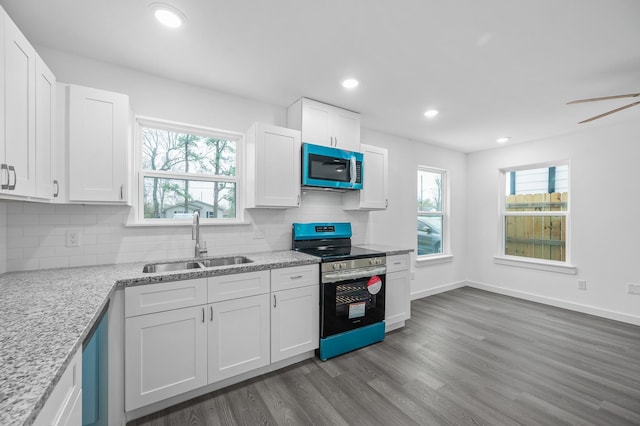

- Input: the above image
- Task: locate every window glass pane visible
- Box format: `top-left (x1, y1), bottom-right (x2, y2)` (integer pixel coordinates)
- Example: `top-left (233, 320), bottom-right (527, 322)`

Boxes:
top-left (141, 126), bottom-right (236, 176)
top-left (505, 165), bottom-right (568, 211)
top-left (417, 215), bottom-right (442, 255)
top-left (417, 170), bottom-right (442, 212)
top-left (504, 215), bottom-right (566, 261)
top-left (143, 177), bottom-right (236, 219)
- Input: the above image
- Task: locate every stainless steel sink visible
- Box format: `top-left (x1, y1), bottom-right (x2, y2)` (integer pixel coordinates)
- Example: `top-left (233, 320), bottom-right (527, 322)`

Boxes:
top-left (142, 261), bottom-right (203, 273)
top-left (200, 256), bottom-right (252, 267)
top-left (142, 256), bottom-right (252, 273)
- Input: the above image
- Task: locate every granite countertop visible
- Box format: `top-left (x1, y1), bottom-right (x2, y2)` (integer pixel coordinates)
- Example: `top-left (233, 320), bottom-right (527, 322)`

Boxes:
top-left (0, 250), bottom-right (319, 426)
top-left (355, 244), bottom-right (413, 256)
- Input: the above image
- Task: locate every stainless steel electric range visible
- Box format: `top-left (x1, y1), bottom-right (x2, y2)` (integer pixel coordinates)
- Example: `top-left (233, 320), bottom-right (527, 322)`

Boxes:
top-left (292, 222), bottom-right (386, 361)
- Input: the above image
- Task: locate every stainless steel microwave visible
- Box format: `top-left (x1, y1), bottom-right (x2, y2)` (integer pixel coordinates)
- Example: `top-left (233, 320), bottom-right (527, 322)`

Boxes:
top-left (301, 143), bottom-right (363, 190)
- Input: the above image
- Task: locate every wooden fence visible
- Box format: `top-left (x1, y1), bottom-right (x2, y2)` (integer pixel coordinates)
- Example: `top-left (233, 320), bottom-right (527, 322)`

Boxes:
top-left (505, 192), bottom-right (568, 261)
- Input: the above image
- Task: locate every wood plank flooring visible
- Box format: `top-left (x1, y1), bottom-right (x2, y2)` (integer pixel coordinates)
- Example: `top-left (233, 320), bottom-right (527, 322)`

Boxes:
top-left (128, 287), bottom-right (640, 426)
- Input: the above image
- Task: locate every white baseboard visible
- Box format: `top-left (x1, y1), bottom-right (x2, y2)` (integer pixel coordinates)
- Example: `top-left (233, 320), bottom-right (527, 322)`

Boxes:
top-left (411, 280), bottom-right (466, 301)
top-left (467, 280), bottom-right (640, 326)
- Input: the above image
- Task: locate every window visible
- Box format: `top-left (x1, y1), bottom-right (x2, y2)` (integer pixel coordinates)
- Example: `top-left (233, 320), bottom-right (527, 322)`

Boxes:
top-left (501, 163), bottom-right (569, 263)
top-left (137, 118), bottom-right (242, 223)
top-left (417, 167), bottom-right (446, 256)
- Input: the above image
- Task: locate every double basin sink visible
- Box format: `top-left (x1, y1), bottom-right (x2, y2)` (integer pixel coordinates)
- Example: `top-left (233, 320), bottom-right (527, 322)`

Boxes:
top-left (142, 256), bottom-right (252, 273)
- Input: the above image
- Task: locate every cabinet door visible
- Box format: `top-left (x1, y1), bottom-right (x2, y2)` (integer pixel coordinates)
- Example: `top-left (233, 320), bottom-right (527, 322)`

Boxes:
top-left (385, 269), bottom-right (411, 330)
top-left (4, 13), bottom-right (36, 196)
top-left (343, 144), bottom-right (388, 210)
top-left (247, 123), bottom-right (301, 208)
top-left (33, 349), bottom-right (82, 426)
top-left (68, 85), bottom-right (129, 203)
top-left (125, 305), bottom-right (207, 410)
top-left (300, 99), bottom-right (331, 146)
top-left (330, 107), bottom-right (360, 151)
top-left (35, 54), bottom-right (55, 199)
top-left (208, 294), bottom-right (270, 383)
top-left (271, 286), bottom-right (319, 363)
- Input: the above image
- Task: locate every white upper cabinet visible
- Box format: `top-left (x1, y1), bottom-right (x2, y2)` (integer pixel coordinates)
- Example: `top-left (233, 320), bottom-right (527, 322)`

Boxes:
top-left (287, 97), bottom-right (360, 151)
top-left (35, 54), bottom-right (56, 200)
top-left (344, 144), bottom-right (389, 210)
top-left (245, 122), bottom-right (301, 208)
top-left (67, 84), bottom-right (130, 204)
top-left (1, 8), bottom-right (36, 197)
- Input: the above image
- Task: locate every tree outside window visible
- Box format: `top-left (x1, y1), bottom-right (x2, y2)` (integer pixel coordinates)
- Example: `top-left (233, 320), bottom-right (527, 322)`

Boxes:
top-left (138, 119), bottom-right (240, 221)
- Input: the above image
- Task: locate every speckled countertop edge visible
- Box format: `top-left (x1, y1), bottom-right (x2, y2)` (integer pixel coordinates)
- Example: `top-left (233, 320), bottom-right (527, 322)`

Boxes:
top-left (355, 244), bottom-right (413, 256)
top-left (0, 250), bottom-right (320, 426)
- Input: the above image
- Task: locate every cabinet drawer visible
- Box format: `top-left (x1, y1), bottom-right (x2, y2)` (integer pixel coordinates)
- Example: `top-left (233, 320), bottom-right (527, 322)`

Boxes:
top-left (271, 264), bottom-right (319, 292)
top-left (386, 254), bottom-right (410, 273)
top-left (208, 270), bottom-right (270, 303)
top-left (125, 278), bottom-right (207, 317)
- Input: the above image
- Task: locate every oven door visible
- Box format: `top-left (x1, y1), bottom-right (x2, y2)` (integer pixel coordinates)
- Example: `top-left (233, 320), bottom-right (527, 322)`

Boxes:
top-left (321, 273), bottom-right (385, 338)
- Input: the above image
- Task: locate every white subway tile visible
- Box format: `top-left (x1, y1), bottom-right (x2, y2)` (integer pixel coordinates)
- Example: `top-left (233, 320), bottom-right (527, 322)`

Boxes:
top-left (39, 257), bottom-right (70, 270)
top-left (40, 215), bottom-right (70, 225)
top-left (69, 255), bottom-right (98, 268)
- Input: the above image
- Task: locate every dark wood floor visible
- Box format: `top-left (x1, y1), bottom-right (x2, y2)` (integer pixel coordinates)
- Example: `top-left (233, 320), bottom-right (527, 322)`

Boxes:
top-left (128, 287), bottom-right (640, 426)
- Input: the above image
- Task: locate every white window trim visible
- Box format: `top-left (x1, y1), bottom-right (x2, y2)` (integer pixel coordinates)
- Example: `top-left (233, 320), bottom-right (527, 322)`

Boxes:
top-left (417, 166), bottom-right (450, 259)
top-left (497, 160), bottom-right (574, 273)
top-left (130, 116), bottom-right (246, 226)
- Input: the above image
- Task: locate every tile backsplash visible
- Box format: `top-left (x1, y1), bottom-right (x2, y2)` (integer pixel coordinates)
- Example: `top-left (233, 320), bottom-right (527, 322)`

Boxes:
top-left (4, 191), bottom-right (369, 272)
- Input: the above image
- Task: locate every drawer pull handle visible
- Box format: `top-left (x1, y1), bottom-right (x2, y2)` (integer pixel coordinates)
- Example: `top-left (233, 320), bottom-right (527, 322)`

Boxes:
top-left (393, 261), bottom-right (402, 265)
top-left (273, 295), bottom-right (277, 308)
top-left (290, 275), bottom-right (303, 280)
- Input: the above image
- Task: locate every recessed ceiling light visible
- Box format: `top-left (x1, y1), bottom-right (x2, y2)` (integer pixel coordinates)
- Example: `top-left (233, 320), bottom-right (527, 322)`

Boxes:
top-left (150, 3), bottom-right (186, 28)
top-left (342, 78), bottom-right (359, 89)
top-left (497, 137), bottom-right (510, 143)
top-left (424, 109), bottom-right (439, 118)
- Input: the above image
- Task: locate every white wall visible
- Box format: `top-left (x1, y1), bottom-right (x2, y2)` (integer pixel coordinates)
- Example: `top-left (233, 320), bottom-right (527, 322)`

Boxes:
top-left (466, 120), bottom-right (640, 324)
top-left (363, 129), bottom-right (468, 298)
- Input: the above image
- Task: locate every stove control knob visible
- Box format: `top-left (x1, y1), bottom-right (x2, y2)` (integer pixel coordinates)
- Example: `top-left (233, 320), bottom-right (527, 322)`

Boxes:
top-left (333, 263), bottom-right (341, 270)
top-left (369, 259), bottom-right (375, 266)
top-left (341, 262), bottom-right (347, 269)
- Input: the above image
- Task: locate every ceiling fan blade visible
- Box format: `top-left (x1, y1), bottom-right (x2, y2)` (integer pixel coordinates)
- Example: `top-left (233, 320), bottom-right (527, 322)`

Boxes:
top-left (578, 101), bottom-right (640, 124)
top-left (568, 93), bottom-right (640, 105)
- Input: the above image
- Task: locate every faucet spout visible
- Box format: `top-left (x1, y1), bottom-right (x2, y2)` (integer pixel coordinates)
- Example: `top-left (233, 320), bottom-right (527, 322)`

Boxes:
top-left (192, 211), bottom-right (207, 259)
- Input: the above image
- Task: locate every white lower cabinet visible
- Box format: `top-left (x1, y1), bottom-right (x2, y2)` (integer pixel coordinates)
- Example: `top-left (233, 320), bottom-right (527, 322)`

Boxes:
top-left (208, 293), bottom-right (270, 383)
top-left (125, 266), bottom-right (321, 412)
top-left (270, 265), bottom-right (319, 363)
top-left (385, 254), bottom-right (411, 332)
top-left (125, 304), bottom-right (208, 411)
top-left (34, 348), bottom-right (82, 426)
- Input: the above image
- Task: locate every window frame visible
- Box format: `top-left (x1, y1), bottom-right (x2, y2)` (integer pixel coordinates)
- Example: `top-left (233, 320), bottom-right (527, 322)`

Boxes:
top-left (416, 166), bottom-right (450, 261)
top-left (496, 160), bottom-right (575, 274)
top-left (133, 116), bottom-right (245, 226)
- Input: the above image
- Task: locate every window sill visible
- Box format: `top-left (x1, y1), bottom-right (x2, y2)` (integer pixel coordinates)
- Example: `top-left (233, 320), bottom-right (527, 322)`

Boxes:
top-left (416, 254), bottom-right (453, 266)
top-left (124, 219), bottom-right (252, 228)
top-left (493, 256), bottom-right (577, 275)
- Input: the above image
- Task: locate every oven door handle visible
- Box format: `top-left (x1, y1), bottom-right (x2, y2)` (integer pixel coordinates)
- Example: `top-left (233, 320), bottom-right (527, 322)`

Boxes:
top-left (323, 266), bottom-right (386, 283)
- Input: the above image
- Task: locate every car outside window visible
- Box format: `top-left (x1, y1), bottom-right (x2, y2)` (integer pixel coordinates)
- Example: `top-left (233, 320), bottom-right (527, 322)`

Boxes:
top-left (136, 117), bottom-right (242, 223)
top-left (417, 167), bottom-right (446, 256)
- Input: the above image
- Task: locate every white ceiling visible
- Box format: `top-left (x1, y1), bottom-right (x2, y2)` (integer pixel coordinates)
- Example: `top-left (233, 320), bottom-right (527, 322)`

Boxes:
top-left (2, 0), bottom-right (639, 152)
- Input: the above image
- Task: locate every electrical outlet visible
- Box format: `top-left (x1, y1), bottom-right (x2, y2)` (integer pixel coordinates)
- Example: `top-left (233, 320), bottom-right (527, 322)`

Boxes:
top-left (66, 230), bottom-right (81, 247)
top-left (577, 280), bottom-right (587, 290)
top-left (628, 283), bottom-right (640, 295)
top-left (253, 227), bottom-right (264, 239)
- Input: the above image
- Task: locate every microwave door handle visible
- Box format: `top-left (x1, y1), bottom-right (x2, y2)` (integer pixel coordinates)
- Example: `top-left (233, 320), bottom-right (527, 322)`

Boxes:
top-left (350, 155), bottom-right (356, 185)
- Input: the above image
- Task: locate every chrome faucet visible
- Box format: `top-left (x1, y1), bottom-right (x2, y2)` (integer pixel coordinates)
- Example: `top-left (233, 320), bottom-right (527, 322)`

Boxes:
top-left (192, 211), bottom-right (207, 259)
